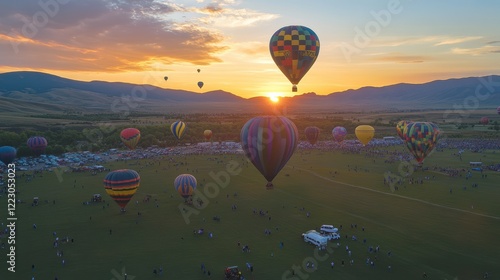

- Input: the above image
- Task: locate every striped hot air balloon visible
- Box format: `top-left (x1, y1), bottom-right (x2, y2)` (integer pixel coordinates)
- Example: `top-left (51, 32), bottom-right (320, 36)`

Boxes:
top-left (171, 121), bottom-right (187, 140)
top-left (174, 174), bottom-right (197, 200)
top-left (304, 126), bottom-right (320, 145)
top-left (120, 128), bottom-right (141, 150)
top-left (241, 116), bottom-right (298, 189)
top-left (396, 120), bottom-right (412, 140)
top-left (27, 136), bottom-right (48, 156)
top-left (103, 169), bottom-right (140, 212)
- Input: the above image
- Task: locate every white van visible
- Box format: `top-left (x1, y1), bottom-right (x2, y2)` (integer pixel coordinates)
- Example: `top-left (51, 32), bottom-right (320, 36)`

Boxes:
top-left (302, 230), bottom-right (328, 247)
top-left (320, 225), bottom-right (338, 234)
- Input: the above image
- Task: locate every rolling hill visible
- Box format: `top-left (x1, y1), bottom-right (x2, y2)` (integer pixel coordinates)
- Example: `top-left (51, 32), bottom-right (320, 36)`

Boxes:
top-left (1, 71), bottom-right (499, 114)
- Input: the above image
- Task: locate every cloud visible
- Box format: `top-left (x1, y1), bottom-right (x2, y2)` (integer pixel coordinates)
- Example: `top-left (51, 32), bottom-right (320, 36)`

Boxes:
top-left (486, 40), bottom-right (500, 45)
top-left (370, 53), bottom-right (428, 64)
top-left (452, 45), bottom-right (500, 56)
top-left (0, 0), bottom-right (277, 72)
top-left (433, 36), bottom-right (482, 46)
top-left (372, 36), bottom-right (482, 47)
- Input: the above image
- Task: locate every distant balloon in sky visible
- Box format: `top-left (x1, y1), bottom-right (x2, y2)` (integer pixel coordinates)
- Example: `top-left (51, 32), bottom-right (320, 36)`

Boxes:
top-left (332, 126), bottom-right (347, 142)
top-left (304, 126), bottom-right (320, 145)
top-left (0, 146), bottom-right (16, 166)
top-left (120, 128), bottom-right (141, 150)
top-left (27, 136), bottom-right (47, 156)
top-left (197, 69), bottom-right (201, 73)
top-left (197, 81), bottom-right (204, 89)
top-left (269, 25), bottom-right (320, 92)
top-left (241, 116), bottom-right (299, 189)
top-left (355, 125), bottom-right (375, 146)
top-left (164, 76), bottom-right (168, 81)
top-left (103, 169), bottom-right (140, 212)
top-left (171, 120), bottom-right (186, 140)
top-left (403, 122), bottom-right (440, 164)
top-left (480, 117), bottom-right (489, 124)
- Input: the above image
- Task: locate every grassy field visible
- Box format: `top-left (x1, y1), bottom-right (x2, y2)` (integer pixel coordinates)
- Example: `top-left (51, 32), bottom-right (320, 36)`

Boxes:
top-left (2, 145), bottom-right (499, 280)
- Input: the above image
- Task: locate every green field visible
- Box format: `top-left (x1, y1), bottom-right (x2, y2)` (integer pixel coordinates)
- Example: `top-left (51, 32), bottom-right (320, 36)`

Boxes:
top-left (2, 146), bottom-right (499, 280)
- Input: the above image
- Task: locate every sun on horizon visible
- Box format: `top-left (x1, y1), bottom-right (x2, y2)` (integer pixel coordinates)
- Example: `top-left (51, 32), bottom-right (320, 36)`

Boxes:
top-left (267, 93), bottom-right (281, 103)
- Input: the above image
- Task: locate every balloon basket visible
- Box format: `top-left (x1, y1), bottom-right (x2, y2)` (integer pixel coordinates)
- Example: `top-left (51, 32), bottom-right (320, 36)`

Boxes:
top-left (266, 182), bottom-right (274, 190)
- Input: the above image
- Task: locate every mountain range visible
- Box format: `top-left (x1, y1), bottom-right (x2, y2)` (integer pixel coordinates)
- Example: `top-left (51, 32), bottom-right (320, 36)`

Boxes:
top-left (1, 71), bottom-right (499, 114)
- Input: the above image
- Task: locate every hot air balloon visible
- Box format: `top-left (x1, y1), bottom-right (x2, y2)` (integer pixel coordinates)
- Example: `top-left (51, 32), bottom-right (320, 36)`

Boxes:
top-left (174, 174), bottom-right (197, 201)
top-left (103, 169), bottom-right (140, 212)
top-left (0, 146), bottom-right (16, 166)
top-left (164, 76), bottom-right (168, 81)
top-left (269, 25), bottom-right (320, 92)
top-left (304, 126), bottom-right (320, 145)
top-left (241, 116), bottom-right (298, 189)
top-left (332, 126), bottom-right (347, 142)
top-left (497, 106), bottom-right (500, 115)
top-left (197, 69), bottom-right (201, 73)
top-left (204, 130), bottom-right (213, 141)
top-left (480, 117), bottom-right (489, 125)
top-left (403, 122), bottom-right (440, 164)
top-left (355, 125), bottom-right (375, 146)
top-left (197, 81), bottom-right (204, 89)
top-left (120, 128), bottom-right (141, 150)
top-left (27, 136), bottom-right (47, 156)
top-left (396, 120), bottom-right (411, 140)
top-left (171, 121), bottom-right (187, 140)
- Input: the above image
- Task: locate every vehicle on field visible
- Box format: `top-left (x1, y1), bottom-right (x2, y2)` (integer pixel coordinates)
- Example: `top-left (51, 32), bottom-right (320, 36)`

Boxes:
top-left (320, 225), bottom-right (339, 234)
top-left (302, 230), bottom-right (328, 247)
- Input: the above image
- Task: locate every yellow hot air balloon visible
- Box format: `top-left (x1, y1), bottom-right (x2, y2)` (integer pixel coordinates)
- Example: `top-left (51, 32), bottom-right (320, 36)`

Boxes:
top-left (355, 125), bottom-right (375, 146)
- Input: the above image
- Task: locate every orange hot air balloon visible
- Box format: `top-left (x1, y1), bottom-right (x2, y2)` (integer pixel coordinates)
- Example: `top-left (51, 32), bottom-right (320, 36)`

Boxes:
top-left (204, 130), bottom-right (212, 141)
top-left (120, 128), bottom-right (141, 150)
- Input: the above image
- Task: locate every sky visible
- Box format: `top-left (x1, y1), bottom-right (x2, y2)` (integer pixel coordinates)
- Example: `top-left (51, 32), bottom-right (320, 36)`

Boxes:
top-left (1, 0), bottom-right (499, 99)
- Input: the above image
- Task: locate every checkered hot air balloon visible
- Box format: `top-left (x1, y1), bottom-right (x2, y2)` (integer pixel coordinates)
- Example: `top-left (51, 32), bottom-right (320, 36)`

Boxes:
top-left (269, 25), bottom-right (320, 92)
top-left (403, 122), bottom-right (440, 165)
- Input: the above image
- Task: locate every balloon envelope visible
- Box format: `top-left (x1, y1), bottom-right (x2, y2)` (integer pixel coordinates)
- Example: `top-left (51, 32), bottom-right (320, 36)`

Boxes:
top-left (332, 126), bottom-right (347, 142)
top-left (355, 125), bottom-right (375, 145)
top-left (120, 128), bottom-right (141, 150)
top-left (171, 121), bottom-right (187, 140)
top-left (241, 116), bottom-right (299, 189)
top-left (304, 126), bottom-right (320, 145)
top-left (27, 136), bottom-right (48, 156)
top-left (269, 25), bottom-right (320, 92)
top-left (197, 81), bottom-right (204, 89)
top-left (197, 69), bottom-right (201, 73)
top-left (396, 120), bottom-right (412, 140)
top-left (0, 146), bottom-right (16, 165)
top-left (103, 169), bottom-right (140, 211)
top-left (403, 122), bottom-right (440, 164)
top-left (164, 76), bottom-right (168, 81)
top-left (174, 174), bottom-right (197, 199)
top-left (204, 130), bottom-right (213, 141)
top-left (480, 117), bottom-right (489, 124)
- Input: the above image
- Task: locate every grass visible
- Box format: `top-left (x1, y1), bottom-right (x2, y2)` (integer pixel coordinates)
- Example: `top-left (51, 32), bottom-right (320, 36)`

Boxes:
top-left (2, 146), bottom-right (500, 280)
